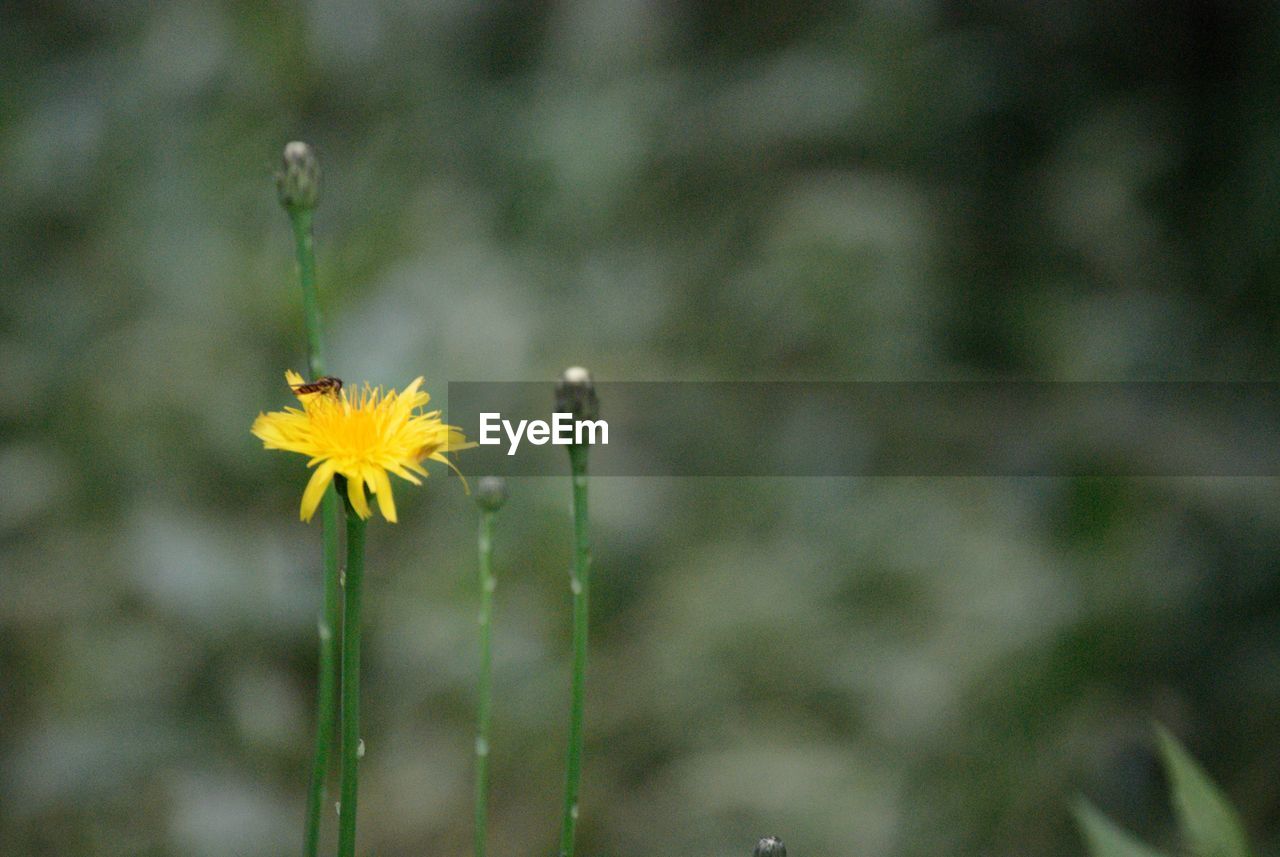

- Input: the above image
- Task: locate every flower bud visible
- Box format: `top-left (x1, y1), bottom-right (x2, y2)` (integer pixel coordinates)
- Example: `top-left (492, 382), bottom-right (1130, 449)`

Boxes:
top-left (753, 837), bottom-right (786, 857)
top-left (474, 476), bottom-right (509, 512)
top-left (555, 366), bottom-right (599, 422)
top-left (276, 141), bottom-right (320, 211)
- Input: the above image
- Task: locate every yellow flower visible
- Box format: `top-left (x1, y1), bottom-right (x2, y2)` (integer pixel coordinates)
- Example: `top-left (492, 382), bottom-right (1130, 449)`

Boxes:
top-left (252, 370), bottom-right (470, 523)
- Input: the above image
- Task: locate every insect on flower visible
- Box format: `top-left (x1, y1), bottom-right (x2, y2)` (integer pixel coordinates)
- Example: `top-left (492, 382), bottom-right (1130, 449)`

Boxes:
top-left (290, 375), bottom-right (343, 396)
top-left (254, 370), bottom-right (472, 522)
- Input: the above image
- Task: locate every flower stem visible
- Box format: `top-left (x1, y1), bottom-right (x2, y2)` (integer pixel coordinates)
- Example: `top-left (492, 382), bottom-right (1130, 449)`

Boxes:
top-left (284, 187), bottom-right (343, 857)
top-left (559, 445), bottom-right (591, 857)
top-left (304, 492), bottom-right (341, 857)
top-left (474, 508), bottom-right (497, 857)
top-left (338, 508), bottom-right (367, 857)
top-left (289, 208), bottom-right (326, 380)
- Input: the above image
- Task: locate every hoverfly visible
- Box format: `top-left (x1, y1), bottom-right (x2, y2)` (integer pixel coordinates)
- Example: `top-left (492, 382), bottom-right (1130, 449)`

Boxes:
top-left (290, 375), bottom-right (343, 396)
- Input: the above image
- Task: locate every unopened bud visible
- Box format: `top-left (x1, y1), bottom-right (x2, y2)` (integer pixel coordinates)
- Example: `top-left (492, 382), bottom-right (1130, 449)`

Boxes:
top-left (475, 476), bottom-right (509, 512)
top-left (276, 141), bottom-right (320, 210)
top-left (754, 837), bottom-right (786, 857)
top-left (555, 366), bottom-right (599, 422)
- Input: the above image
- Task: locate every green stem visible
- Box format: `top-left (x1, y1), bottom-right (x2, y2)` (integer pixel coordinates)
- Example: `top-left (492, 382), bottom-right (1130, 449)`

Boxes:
top-left (289, 208), bottom-right (326, 379)
top-left (304, 491), bottom-right (341, 857)
top-left (286, 201), bottom-right (341, 857)
top-left (474, 510), bottom-right (497, 857)
top-left (559, 446), bottom-right (591, 857)
top-left (338, 509), bottom-right (367, 857)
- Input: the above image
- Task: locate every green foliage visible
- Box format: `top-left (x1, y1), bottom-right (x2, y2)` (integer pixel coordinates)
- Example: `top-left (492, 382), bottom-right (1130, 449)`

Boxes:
top-left (1077, 729), bottom-right (1251, 857)
top-left (1073, 800), bottom-right (1168, 857)
top-left (1156, 728), bottom-right (1252, 857)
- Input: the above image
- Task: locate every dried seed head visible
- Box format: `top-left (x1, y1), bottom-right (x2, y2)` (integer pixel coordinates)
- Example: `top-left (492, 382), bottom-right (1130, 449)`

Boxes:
top-left (475, 476), bottom-right (509, 512)
top-left (276, 141), bottom-right (320, 210)
top-left (555, 366), bottom-right (599, 422)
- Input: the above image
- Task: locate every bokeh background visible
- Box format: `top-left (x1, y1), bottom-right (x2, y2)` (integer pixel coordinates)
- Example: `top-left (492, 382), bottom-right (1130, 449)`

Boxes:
top-left (5, 1), bottom-right (1280, 856)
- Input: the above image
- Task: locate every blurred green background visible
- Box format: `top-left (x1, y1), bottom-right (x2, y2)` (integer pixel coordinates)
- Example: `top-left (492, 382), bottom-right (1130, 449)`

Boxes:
top-left (5, 2), bottom-right (1280, 856)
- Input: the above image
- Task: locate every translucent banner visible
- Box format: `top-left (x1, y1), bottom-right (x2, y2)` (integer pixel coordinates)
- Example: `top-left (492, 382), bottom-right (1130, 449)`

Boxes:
top-left (445, 382), bottom-right (1280, 476)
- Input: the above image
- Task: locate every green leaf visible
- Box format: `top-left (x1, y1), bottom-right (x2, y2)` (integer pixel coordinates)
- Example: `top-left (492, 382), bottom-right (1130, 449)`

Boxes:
top-left (1074, 799), bottom-right (1169, 857)
top-left (1156, 726), bottom-right (1252, 857)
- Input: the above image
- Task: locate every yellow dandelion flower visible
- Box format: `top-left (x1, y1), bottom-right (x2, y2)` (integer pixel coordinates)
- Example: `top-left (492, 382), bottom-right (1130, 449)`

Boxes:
top-left (252, 370), bottom-right (470, 523)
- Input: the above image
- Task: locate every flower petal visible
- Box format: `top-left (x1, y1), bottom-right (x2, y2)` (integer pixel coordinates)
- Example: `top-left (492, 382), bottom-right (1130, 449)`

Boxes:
top-left (386, 463), bottom-right (422, 485)
top-left (300, 460), bottom-right (337, 521)
top-left (346, 473), bottom-right (371, 519)
top-left (369, 467), bottom-right (397, 523)
top-left (428, 451), bottom-right (470, 492)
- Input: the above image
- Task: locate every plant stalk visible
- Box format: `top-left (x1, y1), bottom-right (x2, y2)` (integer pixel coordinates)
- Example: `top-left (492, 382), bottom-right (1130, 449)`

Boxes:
top-left (559, 445), bottom-right (591, 857)
top-left (285, 199), bottom-right (343, 857)
top-left (338, 509), bottom-right (367, 857)
top-left (304, 493), bottom-right (341, 857)
top-left (289, 208), bottom-right (326, 380)
top-left (474, 509), bottom-right (497, 857)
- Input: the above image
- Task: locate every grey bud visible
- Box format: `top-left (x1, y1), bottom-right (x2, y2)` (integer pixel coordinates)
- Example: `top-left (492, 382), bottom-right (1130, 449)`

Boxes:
top-left (276, 141), bottom-right (320, 210)
top-left (754, 837), bottom-right (786, 857)
top-left (555, 366), bottom-right (599, 422)
top-left (475, 476), bottom-right (509, 512)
